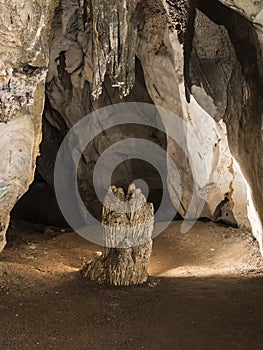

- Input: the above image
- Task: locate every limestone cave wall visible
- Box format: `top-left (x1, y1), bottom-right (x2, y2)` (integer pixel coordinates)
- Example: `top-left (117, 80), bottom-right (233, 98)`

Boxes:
top-left (0, 0), bottom-right (262, 253)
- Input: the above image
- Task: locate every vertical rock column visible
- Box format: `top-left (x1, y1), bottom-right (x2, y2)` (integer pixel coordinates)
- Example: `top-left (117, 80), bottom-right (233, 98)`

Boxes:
top-left (82, 185), bottom-right (154, 286)
top-left (0, 0), bottom-right (56, 252)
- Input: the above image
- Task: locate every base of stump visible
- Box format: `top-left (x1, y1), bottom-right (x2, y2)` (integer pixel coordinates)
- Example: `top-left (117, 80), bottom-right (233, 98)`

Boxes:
top-left (81, 241), bottom-right (153, 286)
top-left (81, 184), bottom-right (154, 286)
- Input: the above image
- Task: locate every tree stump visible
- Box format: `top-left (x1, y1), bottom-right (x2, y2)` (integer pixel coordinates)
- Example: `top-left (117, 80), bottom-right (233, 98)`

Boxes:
top-left (81, 184), bottom-right (154, 286)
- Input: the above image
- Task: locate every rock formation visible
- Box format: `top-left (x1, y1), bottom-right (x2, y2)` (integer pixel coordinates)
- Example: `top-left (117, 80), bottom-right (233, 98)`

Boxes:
top-left (0, 0), bottom-right (262, 254)
top-left (81, 184), bottom-right (154, 285)
top-left (0, 0), bottom-right (58, 251)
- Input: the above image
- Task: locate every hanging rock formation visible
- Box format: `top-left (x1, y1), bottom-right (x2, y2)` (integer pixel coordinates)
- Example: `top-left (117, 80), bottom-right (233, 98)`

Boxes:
top-left (0, 0), bottom-right (262, 254)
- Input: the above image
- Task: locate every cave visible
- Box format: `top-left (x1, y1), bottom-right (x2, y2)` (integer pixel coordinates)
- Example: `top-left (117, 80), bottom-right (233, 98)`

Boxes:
top-left (0, 0), bottom-right (263, 348)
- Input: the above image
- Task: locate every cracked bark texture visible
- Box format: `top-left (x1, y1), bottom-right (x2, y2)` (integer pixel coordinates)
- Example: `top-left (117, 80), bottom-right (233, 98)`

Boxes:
top-left (81, 184), bottom-right (154, 286)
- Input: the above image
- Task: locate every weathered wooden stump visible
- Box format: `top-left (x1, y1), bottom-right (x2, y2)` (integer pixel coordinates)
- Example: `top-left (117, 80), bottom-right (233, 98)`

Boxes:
top-left (81, 184), bottom-right (154, 286)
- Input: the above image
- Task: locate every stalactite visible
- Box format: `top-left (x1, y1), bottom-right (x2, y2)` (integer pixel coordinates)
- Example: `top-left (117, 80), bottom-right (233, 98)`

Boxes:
top-left (89, 0), bottom-right (138, 99)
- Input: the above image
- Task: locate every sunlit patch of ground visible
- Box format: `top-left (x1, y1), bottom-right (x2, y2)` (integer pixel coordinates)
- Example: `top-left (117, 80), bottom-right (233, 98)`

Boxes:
top-left (0, 220), bottom-right (263, 350)
top-left (149, 222), bottom-right (263, 278)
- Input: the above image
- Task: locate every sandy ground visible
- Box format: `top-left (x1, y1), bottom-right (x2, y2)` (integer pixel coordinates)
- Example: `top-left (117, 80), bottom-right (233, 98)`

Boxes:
top-left (1, 220), bottom-right (263, 350)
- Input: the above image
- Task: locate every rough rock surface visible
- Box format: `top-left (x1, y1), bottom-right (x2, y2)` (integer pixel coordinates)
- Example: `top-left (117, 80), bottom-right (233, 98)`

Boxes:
top-left (0, 0), bottom-right (57, 251)
top-left (218, 0), bottom-right (262, 20)
top-left (40, 0), bottom-right (166, 221)
top-left (0, 0), bottom-right (262, 254)
top-left (190, 1), bottom-right (263, 247)
top-left (137, 0), bottom-right (253, 229)
top-left (40, 0), bottom-right (253, 229)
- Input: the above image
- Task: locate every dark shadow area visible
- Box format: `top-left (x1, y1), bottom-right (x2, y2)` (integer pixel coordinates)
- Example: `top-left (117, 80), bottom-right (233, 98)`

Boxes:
top-left (1, 272), bottom-right (263, 350)
top-left (11, 171), bottom-right (69, 227)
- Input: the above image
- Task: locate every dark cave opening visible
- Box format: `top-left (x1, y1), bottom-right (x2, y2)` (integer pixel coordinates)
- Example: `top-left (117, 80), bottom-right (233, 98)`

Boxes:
top-left (11, 58), bottom-right (174, 228)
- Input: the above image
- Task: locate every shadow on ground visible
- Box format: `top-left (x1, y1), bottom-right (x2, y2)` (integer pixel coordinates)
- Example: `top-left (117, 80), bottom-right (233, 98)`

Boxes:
top-left (1, 221), bottom-right (263, 350)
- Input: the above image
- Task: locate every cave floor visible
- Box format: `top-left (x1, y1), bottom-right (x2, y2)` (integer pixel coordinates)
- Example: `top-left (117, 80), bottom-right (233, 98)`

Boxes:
top-left (1, 221), bottom-right (263, 350)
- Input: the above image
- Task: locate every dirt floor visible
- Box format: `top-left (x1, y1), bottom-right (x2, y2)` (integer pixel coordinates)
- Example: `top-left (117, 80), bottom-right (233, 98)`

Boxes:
top-left (1, 220), bottom-right (263, 350)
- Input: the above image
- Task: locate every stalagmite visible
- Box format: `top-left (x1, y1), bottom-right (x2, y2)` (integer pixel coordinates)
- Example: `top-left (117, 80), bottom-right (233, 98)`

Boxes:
top-left (81, 184), bottom-right (154, 286)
